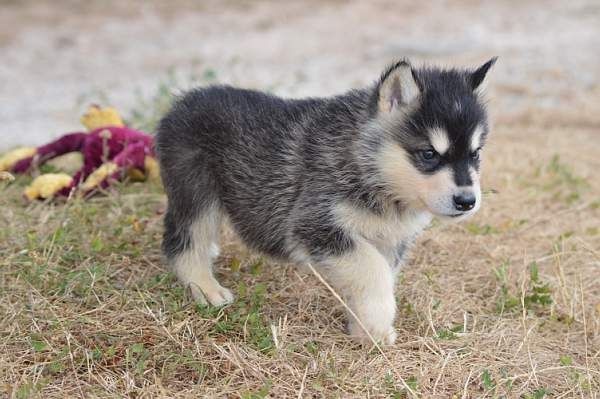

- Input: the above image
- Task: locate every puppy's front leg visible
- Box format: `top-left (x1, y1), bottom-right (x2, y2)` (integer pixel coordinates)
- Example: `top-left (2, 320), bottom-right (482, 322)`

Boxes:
top-left (321, 239), bottom-right (397, 345)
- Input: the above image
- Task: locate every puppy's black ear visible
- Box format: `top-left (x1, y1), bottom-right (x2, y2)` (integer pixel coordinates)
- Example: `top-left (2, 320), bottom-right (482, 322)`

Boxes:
top-left (470, 57), bottom-right (498, 93)
top-left (378, 60), bottom-right (421, 113)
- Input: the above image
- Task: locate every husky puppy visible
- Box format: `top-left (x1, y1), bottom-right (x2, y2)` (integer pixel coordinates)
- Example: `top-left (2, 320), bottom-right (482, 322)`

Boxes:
top-left (156, 58), bottom-right (496, 344)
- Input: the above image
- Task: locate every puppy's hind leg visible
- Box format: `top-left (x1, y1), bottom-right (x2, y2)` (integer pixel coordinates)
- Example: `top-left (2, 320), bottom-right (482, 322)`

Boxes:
top-left (163, 203), bottom-right (234, 307)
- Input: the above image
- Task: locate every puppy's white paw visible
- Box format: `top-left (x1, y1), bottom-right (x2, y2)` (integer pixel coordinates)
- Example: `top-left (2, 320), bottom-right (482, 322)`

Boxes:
top-left (347, 293), bottom-right (397, 346)
top-left (384, 327), bottom-right (397, 345)
top-left (189, 282), bottom-right (234, 307)
top-left (348, 320), bottom-right (397, 346)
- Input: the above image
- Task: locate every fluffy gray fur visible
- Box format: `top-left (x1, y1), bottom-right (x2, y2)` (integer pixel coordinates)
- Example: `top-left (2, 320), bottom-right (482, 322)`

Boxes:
top-left (156, 58), bottom-right (496, 344)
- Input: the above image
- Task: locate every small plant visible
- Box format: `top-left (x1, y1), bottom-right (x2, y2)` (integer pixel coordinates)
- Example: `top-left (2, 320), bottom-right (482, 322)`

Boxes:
top-left (435, 324), bottom-right (463, 340)
top-left (466, 222), bottom-right (499, 235)
top-left (540, 155), bottom-right (589, 205)
top-left (405, 376), bottom-right (419, 392)
top-left (304, 340), bottom-right (319, 356)
top-left (481, 369), bottom-right (496, 392)
top-left (30, 337), bottom-right (49, 352)
top-left (494, 261), bottom-right (553, 314)
top-left (249, 257), bottom-right (264, 276)
top-left (559, 355), bottom-right (572, 366)
top-left (15, 379), bottom-right (48, 399)
top-left (384, 372), bottom-right (418, 398)
top-left (523, 387), bottom-right (549, 399)
top-left (127, 342), bottom-right (151, 376)
top-left (524, 262), bottom-right (552, 309)
top-left (557, 355), bottom-right (595, 392)
top-left (241, 380), bottom-right (272, 399)
top-left (494, 261), bottom-right (520, 313)
top-left (197, 282), bottom-right (274, 353)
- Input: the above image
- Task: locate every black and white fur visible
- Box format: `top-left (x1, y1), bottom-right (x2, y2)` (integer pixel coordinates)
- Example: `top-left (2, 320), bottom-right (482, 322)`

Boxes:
top-left (156, 58), bottom-right (496, 344)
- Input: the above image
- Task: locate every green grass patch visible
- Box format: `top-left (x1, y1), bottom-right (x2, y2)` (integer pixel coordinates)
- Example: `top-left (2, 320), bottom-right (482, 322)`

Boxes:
top-left (494, 261), bottom-right (553, 315)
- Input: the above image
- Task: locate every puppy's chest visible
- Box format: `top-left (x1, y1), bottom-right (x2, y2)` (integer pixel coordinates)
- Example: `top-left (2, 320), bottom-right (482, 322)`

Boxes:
top-left (335, 203), bottom-right (432, 266)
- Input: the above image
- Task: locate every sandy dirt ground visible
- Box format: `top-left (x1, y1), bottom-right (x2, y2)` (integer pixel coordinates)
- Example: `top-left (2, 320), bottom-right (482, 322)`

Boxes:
top-left (1, 0), bottom-right (599, 149)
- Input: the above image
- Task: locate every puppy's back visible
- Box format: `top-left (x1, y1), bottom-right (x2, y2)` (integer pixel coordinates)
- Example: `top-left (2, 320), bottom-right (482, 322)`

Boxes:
top-left (155, 85), bottom-right (321, 258)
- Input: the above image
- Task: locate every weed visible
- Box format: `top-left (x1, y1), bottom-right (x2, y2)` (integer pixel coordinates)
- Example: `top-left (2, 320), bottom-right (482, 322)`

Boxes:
top-left (494, 261), bottom-right (520, 313)
top-left (538, 154), bottom-right (589, 204)
top-left (201, 67), bottom-right (218, 83)
top-left (164, 351), bottom-right (206, 380)
top-left (127, 342), bottom-right (151, 376)
top-left (466, 222), bottom-right (499, 235)
top-left (230, 256), bottom-right (242, 273)
top-left (305, 340), bottom-right (319, 356)
top-left (559, 355), bottom-right (572, 366)
top-left (481, 369), bottom-right (496, 392)
top-left (197, 282), bottom-right (274, 353)
top-left (436, 327), bottom-right (459, 340)
top-left (249, 257), bottom-right (264, 276)
top-left (494, 261), bottom-right (553, 314)
top-left (385, 372), bottom-right (418, 398)
top-left (523, 387), bottom-right (549, 399)
top-left (524, 262), bottom-right (552, 309)
top-left (15, 379), bottom-right (47, 399)
top-left (30, 337), bottom-right (49, 352)
top-left (405, 376), bottom-right (419, 393)
top-left (585, 226), bottom-right (598, 235)
top-left (241, 380), bottom-right (272, 399)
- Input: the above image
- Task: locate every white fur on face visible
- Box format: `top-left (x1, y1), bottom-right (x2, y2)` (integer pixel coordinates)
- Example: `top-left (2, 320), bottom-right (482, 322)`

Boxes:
top-left (445, 167), bottom-right (482, 222)
top-left (377, 141), bottom-right (481, 218)
top-left (428, 127), bottom-right (450, 155)
top-left (469, 166), bottom-right (482, 213)
top-left (378, 141), bottom-right (454, 212)
top-left (471, 125), bottom-right (485, 151)
top-left (420, 167), bottom-right (459, 216)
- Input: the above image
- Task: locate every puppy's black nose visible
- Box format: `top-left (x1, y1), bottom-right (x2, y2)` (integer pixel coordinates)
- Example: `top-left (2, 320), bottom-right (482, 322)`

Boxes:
top-left (453, 193), bottom-right (476, 211)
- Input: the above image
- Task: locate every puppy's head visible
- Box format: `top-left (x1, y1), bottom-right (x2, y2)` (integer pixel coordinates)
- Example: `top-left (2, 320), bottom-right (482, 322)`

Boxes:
top-left (372, 58), bottom-right (496, 220)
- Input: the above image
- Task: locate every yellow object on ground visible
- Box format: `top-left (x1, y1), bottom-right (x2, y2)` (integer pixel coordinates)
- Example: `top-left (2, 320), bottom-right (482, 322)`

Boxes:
top-left (0, 171), bottom-right (15, 182)
top-left (80, 105), bottom-right (124, 131)
top-left (127, 168), bottom-right (146, 181)
top-left (46, 152), bottom-right (84, 175)
top-left (144, 156), bottom-right (160, 182)
top-left (81, 162), bottom-right (118, 191)
top-left (126, 157), bottom-right (160, 182)
top-left (0, 147), bottom-right (36, 172)
top-left (24, 173), bottom-right (73, 200)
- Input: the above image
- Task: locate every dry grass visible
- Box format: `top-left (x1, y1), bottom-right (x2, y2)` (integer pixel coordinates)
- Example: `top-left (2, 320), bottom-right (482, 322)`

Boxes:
top-left (1, 113), bottom-right (599, 398)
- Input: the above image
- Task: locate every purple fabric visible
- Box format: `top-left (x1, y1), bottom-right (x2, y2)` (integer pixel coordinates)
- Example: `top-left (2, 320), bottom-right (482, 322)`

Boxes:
top-left (90, 141), bottom-right (150, 194)
top-left (12, 126), bottom-right (155, 198)
top-left (12, 133), bottom-right (89, 173)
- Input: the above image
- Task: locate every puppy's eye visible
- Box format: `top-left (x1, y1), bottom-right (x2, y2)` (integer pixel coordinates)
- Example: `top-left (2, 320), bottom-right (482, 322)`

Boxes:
top-left (419, 149), bottom-right (438, 161)
top-left (470, 149), bottom-right (481, 160)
